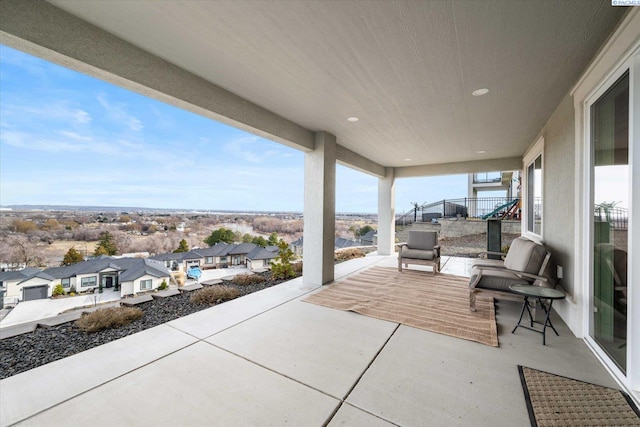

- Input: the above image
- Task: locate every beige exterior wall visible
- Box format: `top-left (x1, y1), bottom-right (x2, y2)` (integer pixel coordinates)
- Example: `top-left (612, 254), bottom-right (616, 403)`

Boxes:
top-left (535, 94), bottom-right (577, 326)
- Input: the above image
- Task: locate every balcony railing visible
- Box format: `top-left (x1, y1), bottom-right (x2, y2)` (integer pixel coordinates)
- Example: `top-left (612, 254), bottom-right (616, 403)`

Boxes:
top-left (396, 197), bottom-right (521, 225)
top-left (594, 205), bottom-right (628, 230)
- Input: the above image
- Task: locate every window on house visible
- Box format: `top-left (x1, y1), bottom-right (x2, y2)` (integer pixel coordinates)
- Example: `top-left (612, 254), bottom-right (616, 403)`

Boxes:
top-left (81, 276), bottom-right (97, 287)
top-left (206, 256), bottom-right (213, 264)
top-left (524, 138), bottom-right (543, 238)
top-left (61, 278), bottom-right (70, 288)
top-left (140, 279), bottom-right (152, 290)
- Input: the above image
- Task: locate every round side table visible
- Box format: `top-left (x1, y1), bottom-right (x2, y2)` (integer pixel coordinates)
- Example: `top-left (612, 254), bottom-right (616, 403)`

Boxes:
top-left (509, 284), bottom-right (566, 345)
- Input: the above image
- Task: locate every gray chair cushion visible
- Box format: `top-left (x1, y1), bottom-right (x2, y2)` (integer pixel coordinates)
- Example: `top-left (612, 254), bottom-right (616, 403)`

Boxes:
top-left (470, 266), bottom-right (531, 292)
top-left (407, 231), bottom-right (437, 250)
top-left (503, 237), bottom-right (547, 274)
top-left (401, 248), bottom-right (435, 260)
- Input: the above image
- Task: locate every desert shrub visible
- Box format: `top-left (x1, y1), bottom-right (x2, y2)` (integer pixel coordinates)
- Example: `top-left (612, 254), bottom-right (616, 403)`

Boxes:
top-left (335, 248), bottom-right (365, 263)
top-left (175, 272), bottom-right (185, 287)
top-left (75, 307), bottom-right (143, 333)
top-left (158, 279), bottom-right (168, 290)
top-left (291, 261), bottom-right (303, 274)
top-left (501, 244), bottom-right (511, 254)
top-left (52, 284), bottom-right (65, 297)
top-left (190, 286), bottom-right (240, 305)
top-left (232, 273), bottom-right (266, 286)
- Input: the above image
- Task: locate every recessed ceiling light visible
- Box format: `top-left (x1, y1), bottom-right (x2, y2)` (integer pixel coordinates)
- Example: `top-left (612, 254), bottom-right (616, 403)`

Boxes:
top-left (476, 150), bottom-right (486, 154)
top-left (472, 88), bottom-right (489, 96)
top-left (347, 116), bottom-right (359, 122)
top-left (404, 158), bottom-right (412, 161)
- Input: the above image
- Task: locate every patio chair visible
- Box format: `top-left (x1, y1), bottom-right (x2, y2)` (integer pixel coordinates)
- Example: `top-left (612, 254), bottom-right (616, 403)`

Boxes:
top-left (469, 237), bottom-right (553, 311)
top-left (398, 231), bottom-right (441, 275)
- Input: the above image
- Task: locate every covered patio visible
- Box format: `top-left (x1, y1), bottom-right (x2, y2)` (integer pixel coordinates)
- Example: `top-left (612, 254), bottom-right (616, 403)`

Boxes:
top-left (0, 0), bottom-right (639, 423)
top-left (0, 256), bottom-right (619, 426)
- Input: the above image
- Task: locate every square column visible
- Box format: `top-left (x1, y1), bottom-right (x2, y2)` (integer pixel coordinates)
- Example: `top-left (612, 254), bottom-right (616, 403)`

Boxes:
top-left (377, 168), bottom-right (396, 256)
top-left (303, 132), bottom-right (336, 286)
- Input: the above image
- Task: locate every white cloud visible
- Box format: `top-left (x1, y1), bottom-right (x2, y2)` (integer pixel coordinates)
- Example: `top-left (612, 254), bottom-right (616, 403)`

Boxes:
top-left (96, 93), bottom-right (143, 131)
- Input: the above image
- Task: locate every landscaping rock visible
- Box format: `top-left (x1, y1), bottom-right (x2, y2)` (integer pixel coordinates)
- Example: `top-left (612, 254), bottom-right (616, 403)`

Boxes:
top-left (0, 270), bottom-right (294, 380)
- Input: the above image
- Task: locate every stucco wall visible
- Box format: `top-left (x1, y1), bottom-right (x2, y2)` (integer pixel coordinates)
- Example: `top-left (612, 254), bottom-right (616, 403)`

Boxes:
top-left (534, 93), bottom-right (577, 325)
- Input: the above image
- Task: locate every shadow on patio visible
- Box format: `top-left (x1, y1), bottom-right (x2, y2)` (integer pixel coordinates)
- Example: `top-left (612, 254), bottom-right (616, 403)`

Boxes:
top-left (0, 255), bottom-right (618, 426)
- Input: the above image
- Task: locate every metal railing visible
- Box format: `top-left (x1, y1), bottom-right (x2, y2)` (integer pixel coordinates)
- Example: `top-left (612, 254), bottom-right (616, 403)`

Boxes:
top-left (472, 172), bottom-right (502, 184)
top-left (396, 197), bottom-right (521, 225)
top-left (594, 205), bottom-right (628, 230)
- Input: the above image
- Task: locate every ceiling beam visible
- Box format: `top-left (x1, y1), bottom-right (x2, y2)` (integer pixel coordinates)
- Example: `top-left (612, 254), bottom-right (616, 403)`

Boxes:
top-left (0, 0), bottom-right (315, 152)
top-left (336, 145), bottom-right (386, 178)
top-left (395, 157), bottom-right (522, 178)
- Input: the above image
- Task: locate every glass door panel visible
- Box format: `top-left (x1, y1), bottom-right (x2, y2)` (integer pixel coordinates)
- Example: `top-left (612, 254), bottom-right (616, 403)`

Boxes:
top-left (590, 72), bottom-right (629, 373)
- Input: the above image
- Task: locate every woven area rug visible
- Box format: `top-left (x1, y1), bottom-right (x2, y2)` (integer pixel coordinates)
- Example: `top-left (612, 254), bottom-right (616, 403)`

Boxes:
top-left (518, 366), bottom-right (640, 426)
top-left (302, 266), bottom-right (498, 346)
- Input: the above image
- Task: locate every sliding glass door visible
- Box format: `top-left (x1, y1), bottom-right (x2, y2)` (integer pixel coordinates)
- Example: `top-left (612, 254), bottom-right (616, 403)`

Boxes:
top-left (590, 72), bottom-right (629, 372)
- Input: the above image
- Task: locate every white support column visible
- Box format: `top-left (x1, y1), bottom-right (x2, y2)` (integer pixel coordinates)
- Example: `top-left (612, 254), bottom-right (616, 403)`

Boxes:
top-left (377, 167), bottom-right (396, 256)
top-left (303, 132), bottom-right (336, 286)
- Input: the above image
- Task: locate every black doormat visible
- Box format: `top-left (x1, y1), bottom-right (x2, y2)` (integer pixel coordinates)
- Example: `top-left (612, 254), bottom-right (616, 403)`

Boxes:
top-left (518, 365), bottom-right (640, 426)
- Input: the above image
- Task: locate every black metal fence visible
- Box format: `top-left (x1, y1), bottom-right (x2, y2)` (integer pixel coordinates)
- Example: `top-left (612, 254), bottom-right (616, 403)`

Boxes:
top-left (396, 197), bottom-right (521, 225)
top-left (594, 206), bottom-right (628, 230)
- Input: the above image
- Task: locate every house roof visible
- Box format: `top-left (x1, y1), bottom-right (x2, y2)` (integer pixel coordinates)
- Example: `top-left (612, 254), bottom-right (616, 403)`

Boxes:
top-left (361, 230), bottom-right (376, 240)
top-left (149, 252), bottom-right (188, 262)
top-left (42, 257), bottom-right (170, 282)
top-left (0, 267), bottom-right (42, 282)
top-left (246, 247), bottom-right (278, 261)
top-left (334, 237), bottom-right (358, 249)
top-left (118, 259), bottom-right (170, 282)
top-left (229, 243), bottom-right (258, 255)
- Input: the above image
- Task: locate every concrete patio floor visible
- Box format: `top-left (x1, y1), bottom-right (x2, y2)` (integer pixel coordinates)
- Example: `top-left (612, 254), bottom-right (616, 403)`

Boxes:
top-left (0, 255), bottom-right (621, 426)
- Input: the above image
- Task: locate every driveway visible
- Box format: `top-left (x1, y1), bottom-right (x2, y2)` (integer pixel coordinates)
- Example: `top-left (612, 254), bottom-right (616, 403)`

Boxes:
top-left (0, 291), bottom-right (121, 328)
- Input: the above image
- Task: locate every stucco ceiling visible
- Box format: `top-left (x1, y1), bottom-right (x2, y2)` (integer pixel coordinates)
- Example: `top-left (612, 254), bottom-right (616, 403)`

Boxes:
top-left (47, 0), bottom-right (625, 169)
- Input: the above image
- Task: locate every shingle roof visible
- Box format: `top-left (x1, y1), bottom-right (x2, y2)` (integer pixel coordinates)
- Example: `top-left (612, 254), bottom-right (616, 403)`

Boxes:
top-left (43, 257), bottom-right (170, 282)
top-left (0, 267), bottom-right (41, 282)
top-left (229, 243), bottom-right (257, 255)
top-left (148, 252), bottom-right (188, 262)
top-left (119, 259), bottom-right (170, 282)
top-left (246, 246), bottom-right (278, 261)
top-left (334, 237), bottom-right (358, 249)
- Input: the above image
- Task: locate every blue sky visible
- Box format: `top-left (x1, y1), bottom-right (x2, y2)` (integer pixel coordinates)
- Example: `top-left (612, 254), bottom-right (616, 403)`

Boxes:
top-left (0, 45), bottom-right (472, 213)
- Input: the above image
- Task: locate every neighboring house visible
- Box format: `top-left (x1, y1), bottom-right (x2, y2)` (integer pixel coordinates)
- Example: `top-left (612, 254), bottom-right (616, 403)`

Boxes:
top-left (150, 242), bottom-right (278, 272)
top-left (245, 246), bottom-right (279, 271)
top-left (1, 257), bottom-right (172, 304)
top-left (291, 237), bottom-right (360, 256)
top-left (0, 268), bottom-right (54, 304)
top-left (334, 237), bottom-right (358, 249)
top-left (359, 230), bottom-right (376, 246)
top-left (290, 237), bottom-right (304, 257)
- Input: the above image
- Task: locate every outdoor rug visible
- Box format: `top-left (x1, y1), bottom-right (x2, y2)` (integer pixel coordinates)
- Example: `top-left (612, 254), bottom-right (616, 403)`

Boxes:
top-left (518, 365), bottom-right (640, 426)
top-left (302, 266), bottom-right (498, 346)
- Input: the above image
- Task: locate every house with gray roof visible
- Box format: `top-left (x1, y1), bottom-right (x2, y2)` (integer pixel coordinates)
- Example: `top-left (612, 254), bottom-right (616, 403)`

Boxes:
top-left (2, 257), bottom-right (171, 305)
top-left (150, 242), bottom-right (278, 272)
top-left (0, 268), bottom-right (55, 304)
top-left (245, 246), bottom-right (279, 271)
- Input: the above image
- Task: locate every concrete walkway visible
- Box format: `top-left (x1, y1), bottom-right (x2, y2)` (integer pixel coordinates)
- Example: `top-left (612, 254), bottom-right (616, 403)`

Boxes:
top-left (0, 256), bottom-right (622, 426)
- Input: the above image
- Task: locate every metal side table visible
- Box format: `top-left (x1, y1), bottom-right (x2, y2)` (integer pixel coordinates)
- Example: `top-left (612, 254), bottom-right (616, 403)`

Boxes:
top-left (509, 284), bottom-right (566, 345)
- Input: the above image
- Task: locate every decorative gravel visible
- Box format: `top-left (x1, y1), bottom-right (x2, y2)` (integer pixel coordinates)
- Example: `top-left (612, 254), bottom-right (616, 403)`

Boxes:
top-left (0, 272), bottom-right (296, 380)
